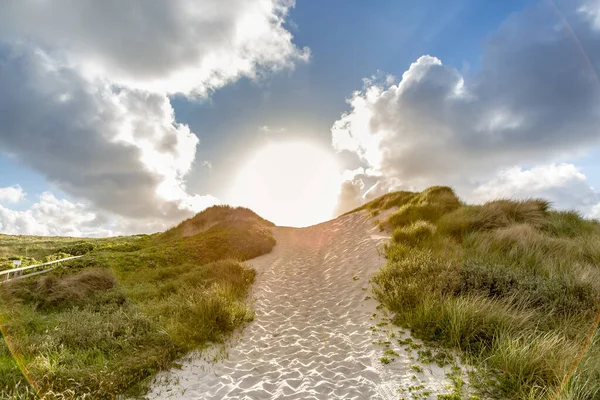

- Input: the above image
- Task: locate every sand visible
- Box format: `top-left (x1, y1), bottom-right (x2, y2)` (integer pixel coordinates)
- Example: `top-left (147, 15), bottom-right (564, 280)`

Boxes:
top-left (148, 211), bottom-right (464, 399)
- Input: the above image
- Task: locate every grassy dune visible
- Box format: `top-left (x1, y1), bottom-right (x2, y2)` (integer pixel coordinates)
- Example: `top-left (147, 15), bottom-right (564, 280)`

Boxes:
top-left (0, 206), bottom-right (275, 399)
top-left (0, 234), bottom-right (150, 271)
top-left (361, 187), bottom-right (600, 399)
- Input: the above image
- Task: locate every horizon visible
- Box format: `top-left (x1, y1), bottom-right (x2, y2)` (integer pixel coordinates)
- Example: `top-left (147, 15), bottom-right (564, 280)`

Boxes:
top-left (2, 0), bottom-right (600, 236)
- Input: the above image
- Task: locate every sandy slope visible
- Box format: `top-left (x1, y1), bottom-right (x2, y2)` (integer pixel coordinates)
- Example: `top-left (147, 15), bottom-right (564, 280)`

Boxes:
top-left (149, 211), bottom-right (457, 400)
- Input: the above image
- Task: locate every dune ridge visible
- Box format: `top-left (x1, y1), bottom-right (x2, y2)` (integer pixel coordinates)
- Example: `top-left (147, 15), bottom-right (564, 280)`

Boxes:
top-left (150, 211), bottom-right (458, 399)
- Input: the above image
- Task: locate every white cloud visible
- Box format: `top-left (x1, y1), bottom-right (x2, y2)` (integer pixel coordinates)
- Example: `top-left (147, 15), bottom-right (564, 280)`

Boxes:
top-left (590, 203), bottom-right (600, 219)
top-left (580, 0), bottom-right (600, 30)
top-left (0, 47), bottom-right (212, 224)
top-left (177, 194), bottom-right (220, 214)
top-left (471, 164), bottom-right (600, 218)
top-left (332, 1), bottom-right (600, 215)
top-left (0, 191), bottom-right (220, 237)
top-left (0, 185), bottom-right (25, 204)
top-left (0, 0), bottom-right (309, 96)
top-left (334, 172), bottom-right (404, 215)
top-left (0, 192), bottom-right (98, 236)
top-left (334, 179), bottom-right (364, 215)
top-left (0, 0), bottom-right (306, 235)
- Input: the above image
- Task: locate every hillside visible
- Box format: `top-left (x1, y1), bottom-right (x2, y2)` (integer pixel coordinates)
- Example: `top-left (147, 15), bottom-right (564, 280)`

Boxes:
top-left (0, 206), bottom-right (275, 399)
top-left (2, 193), bottom-right (600, 399)
top-left (360, 187), bottom-right (600, 399)
top-left (149, 205), bottom-right (464, 399)
top-left (159, 205), bottom-right (275, 242)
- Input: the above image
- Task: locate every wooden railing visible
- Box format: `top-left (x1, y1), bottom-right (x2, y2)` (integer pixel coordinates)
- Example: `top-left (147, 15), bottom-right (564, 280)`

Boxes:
top-left (0, 256), bottom-right (84, 283)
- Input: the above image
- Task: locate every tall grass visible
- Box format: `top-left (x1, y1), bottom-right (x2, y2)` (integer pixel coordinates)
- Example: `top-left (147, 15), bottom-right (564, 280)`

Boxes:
top-left (367, 188), bottom-right (600, 399)
top-left (0, 206), bottom-right (275, 399)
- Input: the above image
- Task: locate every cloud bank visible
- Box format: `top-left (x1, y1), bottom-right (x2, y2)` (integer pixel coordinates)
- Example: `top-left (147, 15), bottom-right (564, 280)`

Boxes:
top-left (0, 0), bottom-right (309, 95)
top-left (333, 0), bottom-right (600, 216)
top-left (472, 164), bottom-right (600, 219)
top-left (0, 192), bottom-right (97, 237)
top-left (0, 0), bottom-right (307, 235)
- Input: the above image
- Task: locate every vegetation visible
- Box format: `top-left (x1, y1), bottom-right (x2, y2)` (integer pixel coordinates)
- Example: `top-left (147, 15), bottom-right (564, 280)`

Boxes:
top-left (0, 234), bottom-right (148, 271)
top-left (363, 187), bottom-right (600, 399)
top-left (0, 206), bottom-right (275, 399)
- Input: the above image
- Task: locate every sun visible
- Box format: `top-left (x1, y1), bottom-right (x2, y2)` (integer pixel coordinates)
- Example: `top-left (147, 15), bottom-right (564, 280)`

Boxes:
top-left (229, 141), bottom-right (342, 227)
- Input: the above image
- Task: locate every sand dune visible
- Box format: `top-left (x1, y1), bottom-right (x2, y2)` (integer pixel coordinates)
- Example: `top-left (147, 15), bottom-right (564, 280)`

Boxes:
top-left (149, 211), bottom-right (460, 399)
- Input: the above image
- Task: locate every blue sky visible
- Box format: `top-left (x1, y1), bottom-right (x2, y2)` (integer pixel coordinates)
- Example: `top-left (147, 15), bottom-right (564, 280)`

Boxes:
top-left (175, 0), bottom-right (543, 196)
top-left (1, 0), bottom-right (600, 235)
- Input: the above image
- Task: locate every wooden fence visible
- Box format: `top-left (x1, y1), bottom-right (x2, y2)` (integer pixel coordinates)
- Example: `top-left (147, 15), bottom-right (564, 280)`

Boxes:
top-left (0, 256), bottom-right (84, 283)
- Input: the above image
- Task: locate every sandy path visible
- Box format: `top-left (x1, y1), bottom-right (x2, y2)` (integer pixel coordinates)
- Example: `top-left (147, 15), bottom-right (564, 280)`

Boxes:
top-left (149, 212), bottom-right (455, 399)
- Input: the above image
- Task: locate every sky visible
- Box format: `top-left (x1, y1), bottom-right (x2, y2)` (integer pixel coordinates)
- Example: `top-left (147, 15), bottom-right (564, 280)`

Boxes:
top-left (1, 0), bottom-right (600, 236)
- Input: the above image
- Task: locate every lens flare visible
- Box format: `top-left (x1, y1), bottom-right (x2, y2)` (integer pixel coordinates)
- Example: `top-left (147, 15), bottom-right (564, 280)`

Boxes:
top-left (229, 141), bottom-right (342, 227)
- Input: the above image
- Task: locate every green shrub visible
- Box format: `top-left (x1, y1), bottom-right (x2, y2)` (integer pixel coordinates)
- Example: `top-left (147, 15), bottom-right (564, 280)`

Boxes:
top-left (412, 186), bottom-right (462, 211)
top-left (99, 241), bottom-right (144, 252)
top-left (455, 261), bottom-right (600, 318)
top-left (58, 241), bottom-right (96, 256)
top-left (43, 252), bottom-right (72, 262)
top-left (387, 203), bottom-right (442, 227)
top-left (370, 191), bottom-right (417, 210)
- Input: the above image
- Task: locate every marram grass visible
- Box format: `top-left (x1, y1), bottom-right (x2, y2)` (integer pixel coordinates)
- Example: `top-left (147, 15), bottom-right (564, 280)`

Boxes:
top-left (0, 206), bottom-right (274, 399)
top-left (366, 187), bottom-right (600, 399)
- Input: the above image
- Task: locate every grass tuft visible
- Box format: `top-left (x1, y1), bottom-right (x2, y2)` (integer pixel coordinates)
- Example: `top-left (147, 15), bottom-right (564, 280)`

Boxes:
top-left (364, 187), bottom-right (600, 399)
top-left (392, 220), bottom-right (436, 246)
top-left (0, 207), bottom-right (275, 399)
top-left (437, 199), bottom-right (549, 238)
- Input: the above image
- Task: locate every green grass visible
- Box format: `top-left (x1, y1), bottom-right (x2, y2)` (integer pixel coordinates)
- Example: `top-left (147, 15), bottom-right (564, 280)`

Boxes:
top-left (0, 206), bottom-right (275, 399)
top-left (0, 234), bottom-right (150, 271)
top-left (362, 188), bottom-right (600, 399)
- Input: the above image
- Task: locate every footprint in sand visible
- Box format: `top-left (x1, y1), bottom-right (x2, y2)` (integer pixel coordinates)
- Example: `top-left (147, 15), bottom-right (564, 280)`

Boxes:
top-left (149, 211), bottom-right (458, 400)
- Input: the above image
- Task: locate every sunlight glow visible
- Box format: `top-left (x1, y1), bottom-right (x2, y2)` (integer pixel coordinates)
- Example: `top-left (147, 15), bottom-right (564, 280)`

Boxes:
top-left (230, 141), bottom-right (342, 227)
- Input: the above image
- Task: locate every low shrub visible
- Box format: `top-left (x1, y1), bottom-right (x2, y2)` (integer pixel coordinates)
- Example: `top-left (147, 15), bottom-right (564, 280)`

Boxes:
top-left (57, 241), bottom-right (96, 256)
top-left (455, 261), bottom-right (600, 318)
